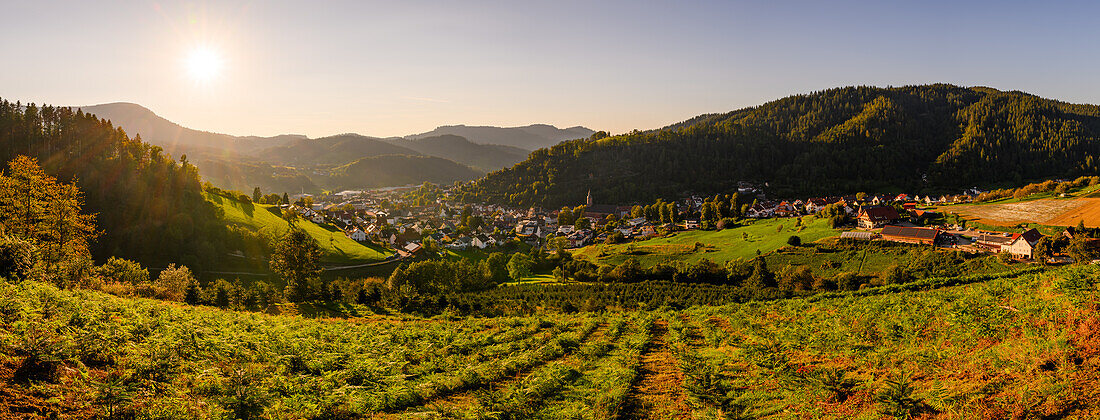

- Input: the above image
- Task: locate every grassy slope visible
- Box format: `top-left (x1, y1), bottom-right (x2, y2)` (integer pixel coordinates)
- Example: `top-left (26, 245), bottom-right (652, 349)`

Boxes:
top-left (574, 216), bottom-right (837, 268)
top-left (206, 192), bottom-right (390, 264)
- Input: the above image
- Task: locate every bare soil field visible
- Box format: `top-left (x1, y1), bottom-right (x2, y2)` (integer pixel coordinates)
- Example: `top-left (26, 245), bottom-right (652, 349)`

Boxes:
top-left (1047, 198), bottom-right (1100, 227)
top-left (944, 198), bottom-right (1100, 227)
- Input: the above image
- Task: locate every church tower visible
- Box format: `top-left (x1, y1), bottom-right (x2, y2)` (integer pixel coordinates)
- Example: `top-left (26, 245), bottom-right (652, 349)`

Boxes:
top-left (586, 189), bottom-right (593, 207)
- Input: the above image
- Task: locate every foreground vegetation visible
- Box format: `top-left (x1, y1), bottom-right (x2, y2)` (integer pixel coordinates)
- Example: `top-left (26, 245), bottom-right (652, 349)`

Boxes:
top-left (2, 263), bottom-right (1099, 418)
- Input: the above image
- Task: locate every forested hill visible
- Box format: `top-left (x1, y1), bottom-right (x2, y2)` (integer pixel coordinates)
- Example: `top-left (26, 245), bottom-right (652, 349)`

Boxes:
top-left (457, 84), bottom-right (1100, 207)
top-left (407, 124), bottom-right (595, 150)
top-left (388, 135), bottom-right (530, 172)
top-left (327, 155), bottom-right (482, 189)
top-left (0, 99), bottom-right (256, 270)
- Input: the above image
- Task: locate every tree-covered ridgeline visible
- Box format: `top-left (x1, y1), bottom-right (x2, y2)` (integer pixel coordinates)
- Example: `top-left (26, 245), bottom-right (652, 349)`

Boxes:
top-left (0, 99), bottom-right (254, 270)
top-left (457, 84), bottom-right (1100, 207)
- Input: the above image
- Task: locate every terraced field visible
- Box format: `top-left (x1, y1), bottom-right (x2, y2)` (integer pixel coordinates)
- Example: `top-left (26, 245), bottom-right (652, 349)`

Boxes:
top-left (5, 265), bottom-right (1100, 418)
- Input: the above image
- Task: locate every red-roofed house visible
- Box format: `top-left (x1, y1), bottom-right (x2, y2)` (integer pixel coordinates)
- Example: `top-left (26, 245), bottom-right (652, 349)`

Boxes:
top-left (857, 206), bottom-right (900, 229)
top-left (1002, 229), bottom-right (1044, 259)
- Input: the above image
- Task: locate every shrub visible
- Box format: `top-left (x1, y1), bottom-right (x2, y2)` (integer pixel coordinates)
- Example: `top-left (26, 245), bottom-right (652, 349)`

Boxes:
top-left (716, 218), bottom-right (738, 230)
top-left (154, 264), bottom-right (195, 301)
top-left (0, 236), bottom-right (38, 281)
top-left (881, 265), bottom-right (911, 285)
top-left (813, 367), bottom-right (859, 402)
top-left (787, 235), bottom-right (802, 246)
top-left (98, 257), bottom-right (149, 285)
top-left (779, 265), bottom-right (814, 291)
top-left (876, 373), bottom-right (926, 417)
top-left (834, 272), bottom-right (863, 291)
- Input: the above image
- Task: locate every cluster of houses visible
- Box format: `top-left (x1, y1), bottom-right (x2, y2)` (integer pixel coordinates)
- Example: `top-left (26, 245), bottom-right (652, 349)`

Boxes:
top-left (744, 189), bottom-right (984, 220)
top-left (834, 202), bottom-right (1054, 260)
top-left (844, 223), bottom-right (1049, 260)
top-left (789, 189), bottom-right (1071, 261)
top-left (282, 188), bottom-right (684, 255)
top-left (289, 183), bottom-right (1068, 261)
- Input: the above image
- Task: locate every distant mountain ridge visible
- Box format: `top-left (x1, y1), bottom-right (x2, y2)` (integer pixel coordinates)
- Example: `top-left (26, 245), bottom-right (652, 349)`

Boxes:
top-left (406, 124), bottom-right (595, 150)
top-left (328, 155), bottom-right (483, 189)
top-left (385, 135), bottom-right (530, 172)
top-left (75, 103), bottom-right (302, 156)
top-left (73, 102), bottom-right (589, 191)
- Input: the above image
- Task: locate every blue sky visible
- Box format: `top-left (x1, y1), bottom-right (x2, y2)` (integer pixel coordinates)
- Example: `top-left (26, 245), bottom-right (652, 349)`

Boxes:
top-left (2, 0), bottom-right (1098, 137)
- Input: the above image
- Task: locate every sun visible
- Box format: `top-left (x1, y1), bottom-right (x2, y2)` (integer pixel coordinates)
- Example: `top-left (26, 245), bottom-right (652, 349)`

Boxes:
top-left (186, 47), bottom-right (223, 82)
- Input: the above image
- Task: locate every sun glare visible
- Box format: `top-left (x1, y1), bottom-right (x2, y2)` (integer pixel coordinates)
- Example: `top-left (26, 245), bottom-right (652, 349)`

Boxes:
top-left (186, 47), bottom-right (223, 82)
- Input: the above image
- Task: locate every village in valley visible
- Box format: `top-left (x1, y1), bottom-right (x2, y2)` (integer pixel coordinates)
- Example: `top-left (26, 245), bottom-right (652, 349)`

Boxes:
top-left (283, 179), bottom-right (1094, 265)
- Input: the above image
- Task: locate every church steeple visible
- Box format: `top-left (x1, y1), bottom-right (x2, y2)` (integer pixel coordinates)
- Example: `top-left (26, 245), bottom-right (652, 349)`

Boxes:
top-left (586, 189), bottom-right (593, 207)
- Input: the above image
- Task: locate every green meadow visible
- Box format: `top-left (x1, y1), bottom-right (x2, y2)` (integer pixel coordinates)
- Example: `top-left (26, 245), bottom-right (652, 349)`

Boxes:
top-left (206, 192), bottom-right (391, 264)
top-left (574, 216), bottom-right (837, 268)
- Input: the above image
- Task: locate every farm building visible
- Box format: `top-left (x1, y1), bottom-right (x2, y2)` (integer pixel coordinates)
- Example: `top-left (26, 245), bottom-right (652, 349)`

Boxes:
top-left (839, 231), bottom-right (878, 241)
top-left (1001, 229), bottom-right (1044, 259)
top-left (857, 206), bottom-right (900, 229)
top-left (881, 226), bottom-right (942, 245)
top-left (974, 232), bottom-right (1017, 252)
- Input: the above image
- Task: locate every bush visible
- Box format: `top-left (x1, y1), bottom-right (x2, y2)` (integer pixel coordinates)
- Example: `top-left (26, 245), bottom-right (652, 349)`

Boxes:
top-left (98, 257), bottom-right (149, 285)
top-left (0, 236), bottom-right (38, 281)
top-left (834, 272), bottom-right (863, 291)
top-left (716, 218), bottom-right (738, 230)
top-left (604, 231), bottom-right (625, 244)
top-left (881, 265), bottom-right (911, 285)
top-left (779, 265), bottom-right (814, 291)
top-left (787, 235), bottom-right (802, 246)
top-left (876, 373), bottom-right (927, 417)
top-left (154, 264), bottom-right (195, 301)
top-left (812, 276), bottom-right (837, 291)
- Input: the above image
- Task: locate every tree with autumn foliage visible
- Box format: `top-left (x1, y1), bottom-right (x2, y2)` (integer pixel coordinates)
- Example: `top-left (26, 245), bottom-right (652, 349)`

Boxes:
top-left (0, 156), bottom-right (98, 284)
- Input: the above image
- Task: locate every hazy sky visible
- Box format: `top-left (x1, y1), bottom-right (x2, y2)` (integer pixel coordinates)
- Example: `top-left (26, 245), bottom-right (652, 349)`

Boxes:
top-left (3, 0), bottom-right (1099, 138)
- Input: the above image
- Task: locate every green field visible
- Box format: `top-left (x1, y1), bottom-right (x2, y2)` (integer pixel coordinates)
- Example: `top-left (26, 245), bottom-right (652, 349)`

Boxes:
top-left (507, 273), bottom-right (561, 286)
top-left (574, 216), bottom-right (837, 268)
top-left (206, 192), bottom-right (391, 264)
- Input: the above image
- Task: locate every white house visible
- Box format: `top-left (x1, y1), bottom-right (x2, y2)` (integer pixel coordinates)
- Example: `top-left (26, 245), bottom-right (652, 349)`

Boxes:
top-left (347, 228), bottom-right (367, 242)
top-left (446, 238), bottom-right (470, 250)
top-left (471, 234), bottom-right (494, 249)
top-left (1002, 229), bottom-right (1044, 259)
